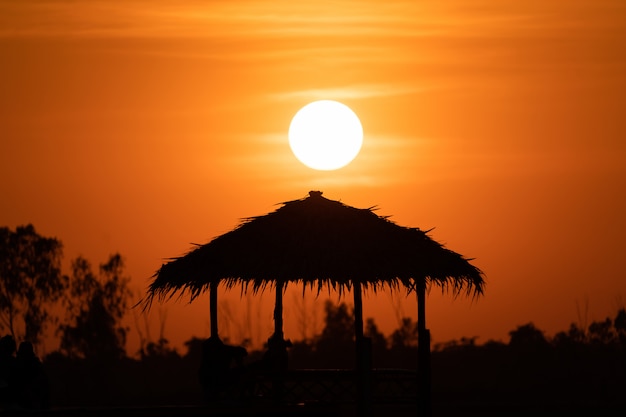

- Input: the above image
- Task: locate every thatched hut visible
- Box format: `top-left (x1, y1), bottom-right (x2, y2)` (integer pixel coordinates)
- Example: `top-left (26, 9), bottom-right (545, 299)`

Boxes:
top-left (143, 191), bottom-right (484, 415)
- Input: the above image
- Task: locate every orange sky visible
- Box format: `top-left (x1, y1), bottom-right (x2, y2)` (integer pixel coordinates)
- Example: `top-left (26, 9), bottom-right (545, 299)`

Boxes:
top-left (2, 0), bottom-right (626, 355)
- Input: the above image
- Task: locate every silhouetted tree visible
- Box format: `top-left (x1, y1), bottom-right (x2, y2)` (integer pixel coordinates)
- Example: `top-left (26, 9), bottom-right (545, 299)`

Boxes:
top-left (553, 322), bottom-right (587, 349)
top-left (318, 301), bottom-right (354, 344)
top-left (313, 301), bottom-right (354, 367)
top-left (142, 338), bottom-right (179, 360)
top-left (389, 317), bottom-right (418, 349)
top-left (0, 225), bottom-right (67, 344)
top-left (384, 317), bottom-right (419, 368)
top-left (184, 337), bottom-right (205, 362)
top-left (614, 308), bottom-right (626, 345)
top-left (58, 254), bottom-right (131, 361)
top-left (588, 317), bottom-right (614, 345)
top-left (508, 322), bottom-right (547, 346)
top-left (508, 322), bottom-right (550, 357)
top-left (434, 336), bottom-right (479, 353)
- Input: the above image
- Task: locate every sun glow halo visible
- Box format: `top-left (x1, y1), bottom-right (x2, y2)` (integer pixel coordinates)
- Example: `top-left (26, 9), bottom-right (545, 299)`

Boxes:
top-left (288, 100), bottom-right (363, 170)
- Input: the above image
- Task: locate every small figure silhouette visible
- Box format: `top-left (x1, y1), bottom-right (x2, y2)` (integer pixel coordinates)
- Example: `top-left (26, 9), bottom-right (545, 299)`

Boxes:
top-left (0, 335), bottom-right (17, 409)
top-left (262, 335), bottom-right (292, 373)
top-left (14, 341), bottom-right (49, 410)
top-left (199, 337), bottom-right (248, 402)
top-left (258, 335), bottom-right (292, 403)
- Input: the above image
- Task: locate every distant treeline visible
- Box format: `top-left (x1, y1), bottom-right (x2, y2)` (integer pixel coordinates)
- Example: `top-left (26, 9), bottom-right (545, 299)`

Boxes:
top-left (430, 309), bottom-right (626, 411)
top-left (41, 301), bottom-right (626, 410)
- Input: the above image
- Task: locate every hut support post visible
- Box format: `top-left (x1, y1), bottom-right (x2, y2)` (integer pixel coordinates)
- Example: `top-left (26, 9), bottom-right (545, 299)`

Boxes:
top-left (210, 281), bottom-right (218, 339)
top-left (273, 281), bottom-right (284, 340)
top-left (354, 282), bottom-right (364, 342)
top-left (270, 281), bottom-right (287, 403)
top-left (417, 281), bottom-right (432, 417)
top-left (353, 282), bottom-right (371, 417)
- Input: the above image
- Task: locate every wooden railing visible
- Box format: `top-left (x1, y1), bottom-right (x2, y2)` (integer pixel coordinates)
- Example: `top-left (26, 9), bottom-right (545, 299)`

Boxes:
top-left (222, 369), bottom-right (417, 406)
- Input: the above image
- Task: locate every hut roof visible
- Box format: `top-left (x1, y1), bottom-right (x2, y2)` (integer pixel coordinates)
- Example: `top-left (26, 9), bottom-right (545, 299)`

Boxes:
top-left (144, 191), bottom-right (484, 305)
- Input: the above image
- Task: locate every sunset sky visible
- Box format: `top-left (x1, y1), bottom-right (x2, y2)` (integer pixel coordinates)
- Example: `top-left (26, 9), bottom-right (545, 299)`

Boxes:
top-left (2, 0), bottom-right (625, 355)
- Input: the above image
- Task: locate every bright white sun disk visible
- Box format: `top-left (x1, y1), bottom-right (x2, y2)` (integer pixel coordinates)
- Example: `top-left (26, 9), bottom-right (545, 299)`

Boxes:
top-left (289, 100), bottom-right (363, 170)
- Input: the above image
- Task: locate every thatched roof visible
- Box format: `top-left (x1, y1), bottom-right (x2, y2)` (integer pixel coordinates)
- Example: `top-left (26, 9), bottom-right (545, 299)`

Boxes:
top-left (144, 191), bottom-right (484, 305)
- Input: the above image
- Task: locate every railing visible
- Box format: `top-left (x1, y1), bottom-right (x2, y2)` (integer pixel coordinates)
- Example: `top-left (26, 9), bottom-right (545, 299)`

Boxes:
top-left (223, 369), bottom-right (417, 406)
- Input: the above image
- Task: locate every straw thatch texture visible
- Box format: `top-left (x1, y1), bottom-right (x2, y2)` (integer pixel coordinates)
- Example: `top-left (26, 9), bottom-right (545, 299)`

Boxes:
top-left (144, 191), bottom-right (483, 306)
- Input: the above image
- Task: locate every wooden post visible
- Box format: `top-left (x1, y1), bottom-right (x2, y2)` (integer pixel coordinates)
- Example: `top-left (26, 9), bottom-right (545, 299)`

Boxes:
top-left (271, 281), bottom-right (286, 403)
top-left (354, 282), bottom-right (364, 342)
top-left (416, 281), bottom-right (432, 417)
top-left (210, 281), bottom-right (218, 339)
top-left (353, 281), bottom-right (371, 417)
top-left (274, 281), bottom-right (284, 339)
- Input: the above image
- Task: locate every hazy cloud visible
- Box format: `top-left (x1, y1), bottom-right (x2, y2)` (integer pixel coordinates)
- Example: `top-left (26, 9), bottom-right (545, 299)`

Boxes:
top-left (271, 84), bottom-right (430, 101)
top-left (2, 0), bottom-right (583, 40)
top-left (0, 0), bottom-right (441, 39)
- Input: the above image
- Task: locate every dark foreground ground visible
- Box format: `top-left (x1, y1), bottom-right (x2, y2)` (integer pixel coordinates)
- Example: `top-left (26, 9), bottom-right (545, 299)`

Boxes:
top-left (3, 401), bottom-right (626, 417)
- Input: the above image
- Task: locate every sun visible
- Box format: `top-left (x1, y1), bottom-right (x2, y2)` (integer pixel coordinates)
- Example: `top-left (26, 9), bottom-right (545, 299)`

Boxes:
top-left (288, 100), bottom-right (363, 170)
